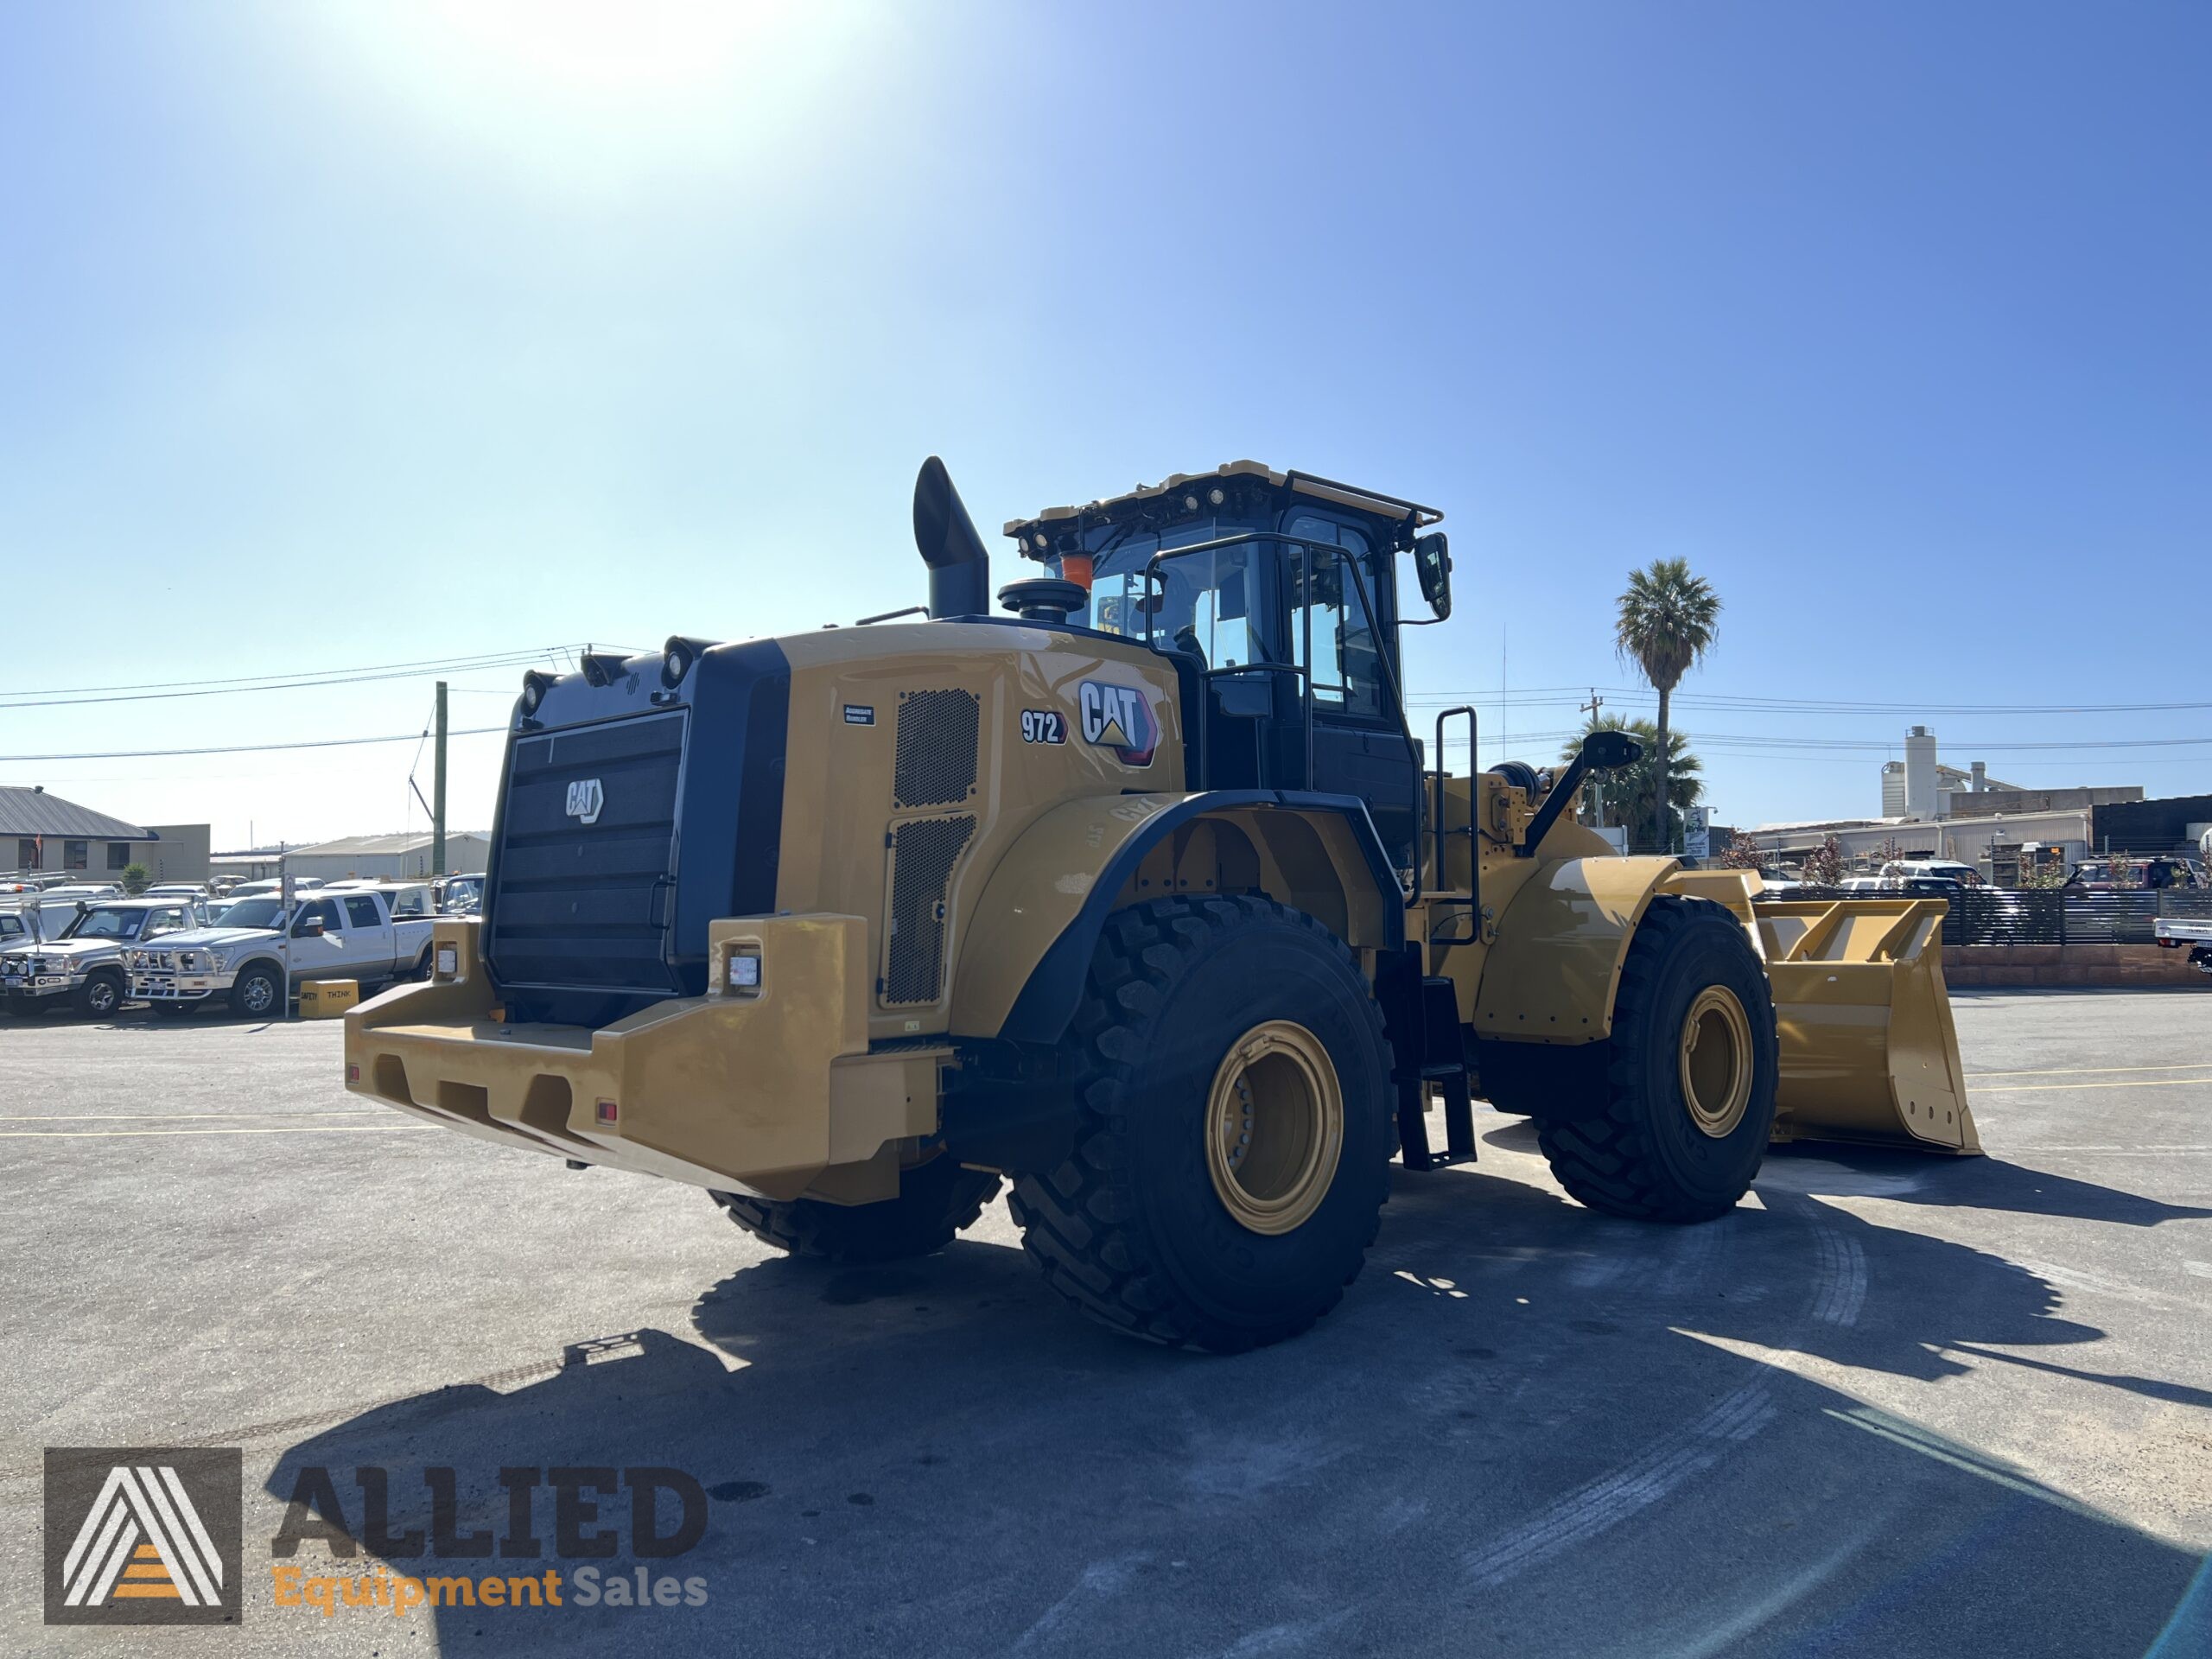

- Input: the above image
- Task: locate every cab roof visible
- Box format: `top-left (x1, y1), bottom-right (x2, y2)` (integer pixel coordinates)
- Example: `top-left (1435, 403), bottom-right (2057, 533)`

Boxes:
top-left (1004, 461), bottom-right (1442, 558)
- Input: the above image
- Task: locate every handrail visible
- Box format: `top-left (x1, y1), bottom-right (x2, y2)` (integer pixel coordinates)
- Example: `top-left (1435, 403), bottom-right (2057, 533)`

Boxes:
top-left (1432, 704), bottom-right (1478, 907)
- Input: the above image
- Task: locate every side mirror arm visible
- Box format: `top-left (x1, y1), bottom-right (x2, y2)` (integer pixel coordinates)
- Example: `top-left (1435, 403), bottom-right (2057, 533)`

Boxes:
top-left (1519, 732), bottom-right (1644, 857)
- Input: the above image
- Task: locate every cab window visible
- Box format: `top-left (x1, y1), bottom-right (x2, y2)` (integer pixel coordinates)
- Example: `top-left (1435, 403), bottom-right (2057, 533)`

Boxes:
top-left (343, 896), bottom-right (384, 930)
top-left (293, 899), bottom-right (341, 938)
top-left (1286, 517), bottom-right (1383, 720)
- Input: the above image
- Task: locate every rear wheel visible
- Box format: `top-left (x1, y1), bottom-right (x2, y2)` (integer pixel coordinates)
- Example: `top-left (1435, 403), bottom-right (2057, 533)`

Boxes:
top-left (711, 1155), bottom-right (1003, 1265)
top-left (1009, 894), bottom-right (1395, 1353)
top-left (1535, 896), bottom-right (1778, 1222)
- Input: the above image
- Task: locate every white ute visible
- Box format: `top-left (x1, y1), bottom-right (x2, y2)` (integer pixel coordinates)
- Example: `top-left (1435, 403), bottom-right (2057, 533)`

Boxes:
top-left (128, 887), bottom-right (437, 1017)
top-left (2154, 915), bottom-right (2212, 976)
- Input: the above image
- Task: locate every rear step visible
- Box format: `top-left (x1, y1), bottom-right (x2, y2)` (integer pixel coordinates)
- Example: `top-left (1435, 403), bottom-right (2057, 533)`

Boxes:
top-left (1389, 973), bottom-right (1476, 1171)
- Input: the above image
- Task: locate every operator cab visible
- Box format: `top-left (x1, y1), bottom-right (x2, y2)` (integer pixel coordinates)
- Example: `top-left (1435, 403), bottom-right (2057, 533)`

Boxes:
top-left (1006, 462), bottom-right (1453, 874)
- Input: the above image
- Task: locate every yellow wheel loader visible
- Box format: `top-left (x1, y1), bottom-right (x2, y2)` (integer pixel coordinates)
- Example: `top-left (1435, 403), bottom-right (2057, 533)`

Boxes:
top-left (346, 459), bottom-right (1978, 1352)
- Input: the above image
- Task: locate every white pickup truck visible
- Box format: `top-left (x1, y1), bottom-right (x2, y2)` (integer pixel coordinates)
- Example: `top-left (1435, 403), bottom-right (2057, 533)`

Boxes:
top-left (128, 887), bottom-right (437, 1017)
top-left (2153, 915), bottom-right (2212, 976)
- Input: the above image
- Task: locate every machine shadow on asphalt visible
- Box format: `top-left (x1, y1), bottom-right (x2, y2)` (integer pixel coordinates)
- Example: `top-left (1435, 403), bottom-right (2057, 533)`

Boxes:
top-left (264, 1163), bottom-right (2208, 1656)
top-left (1484, 1116), bottom-right (2212, 1231)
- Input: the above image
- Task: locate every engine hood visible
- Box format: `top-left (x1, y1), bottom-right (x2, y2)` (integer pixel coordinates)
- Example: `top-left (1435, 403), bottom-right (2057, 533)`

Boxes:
top-left (3, 937), bottom-right (121, 961)
top-left (145, 926), bottom-right (281, 951)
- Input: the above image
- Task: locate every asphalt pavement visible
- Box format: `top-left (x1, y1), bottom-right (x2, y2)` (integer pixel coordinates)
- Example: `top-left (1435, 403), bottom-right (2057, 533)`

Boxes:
top-left (1, 988), bottom-right (2208, 1656)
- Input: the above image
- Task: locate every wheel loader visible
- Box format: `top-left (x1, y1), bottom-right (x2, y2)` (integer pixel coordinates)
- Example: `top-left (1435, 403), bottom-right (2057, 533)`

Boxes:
top-left (345, 458), bottom-right (1979, 1352)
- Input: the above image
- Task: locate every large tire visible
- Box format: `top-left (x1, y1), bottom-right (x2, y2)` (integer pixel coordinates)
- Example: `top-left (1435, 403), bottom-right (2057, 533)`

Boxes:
top-left (1008, 894), bottom-right (1395, 1354)
top-left (77, 972), bottom-right (124, 1019)
top-left (231, 963), bottom-right (282, 1020)
top-left (710, 1155), bottom-right (1003, 1265)
top-left (1535, 896), bottom-right (1778, 1222)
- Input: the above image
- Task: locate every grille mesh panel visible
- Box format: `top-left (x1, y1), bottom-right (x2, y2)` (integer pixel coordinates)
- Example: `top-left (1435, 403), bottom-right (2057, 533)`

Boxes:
top-left (884, 814), bottom-right (975, 1004)
top-left (893, 690), bottom-right (980, 809)
top-left (487, 710), bottom-right (683, 993)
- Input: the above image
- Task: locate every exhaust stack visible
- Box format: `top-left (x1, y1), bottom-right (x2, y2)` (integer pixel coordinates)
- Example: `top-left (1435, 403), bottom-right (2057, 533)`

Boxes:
top-left (912, 455), bottom-right (990, 620)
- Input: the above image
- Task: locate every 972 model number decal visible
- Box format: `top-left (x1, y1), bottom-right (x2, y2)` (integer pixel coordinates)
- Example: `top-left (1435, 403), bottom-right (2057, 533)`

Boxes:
top-left (1020, 709), bottom-right (1066, 745)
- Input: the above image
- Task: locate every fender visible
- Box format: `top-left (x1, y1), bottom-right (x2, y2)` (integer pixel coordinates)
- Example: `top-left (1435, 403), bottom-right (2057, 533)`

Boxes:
top-left (950, 790), bottom-right (1404, 1046)
top-left (226, 950), bottom-right (291, 983)
top-left (1470, 855), bottom-right (1685, 1047)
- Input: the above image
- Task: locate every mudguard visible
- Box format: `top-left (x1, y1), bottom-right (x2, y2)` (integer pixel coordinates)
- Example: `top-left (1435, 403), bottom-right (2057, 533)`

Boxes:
top-left (950, 790), bottom-right (1403, 1046)
top-left (1470, 855), bottom-right (1686, 1046)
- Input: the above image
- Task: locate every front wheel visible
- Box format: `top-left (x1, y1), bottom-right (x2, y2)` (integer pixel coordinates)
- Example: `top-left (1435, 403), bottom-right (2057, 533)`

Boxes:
top-left (710, 1156), bottom-right (1004, 1264)
top-left (77, 973), bottom-right (124, 1019)
top-left (1535, 896), bottom-right (1778, 1223)
top-left (1009, 895), bottom-right (1395, 1354)
top-left (231, 964), bottom-right (282, 1020)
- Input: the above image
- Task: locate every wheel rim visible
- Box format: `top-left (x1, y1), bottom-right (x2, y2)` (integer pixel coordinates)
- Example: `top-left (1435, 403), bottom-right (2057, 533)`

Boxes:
top-left (1204, 1020), bottom-right (1344, 1236)
top-left (88, 982), bottom-right (116, 1014)
top-left (244, 977), bottom-right (273, 1014)
top-left (1679, 986), bottom-right (1753, 1139)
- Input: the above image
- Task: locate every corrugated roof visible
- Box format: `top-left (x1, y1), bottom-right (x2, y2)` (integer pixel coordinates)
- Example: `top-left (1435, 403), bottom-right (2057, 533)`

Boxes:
top-left (293, 831), bottom-right (490, 857)
top-left (0, 787), bottom-right (152, 840)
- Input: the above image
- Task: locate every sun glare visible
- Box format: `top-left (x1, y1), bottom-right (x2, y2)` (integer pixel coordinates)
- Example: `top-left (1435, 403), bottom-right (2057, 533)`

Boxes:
top-left (319, 0), bottom-right (876, 190)
top-left (426, 0), bottom-right (788, 101)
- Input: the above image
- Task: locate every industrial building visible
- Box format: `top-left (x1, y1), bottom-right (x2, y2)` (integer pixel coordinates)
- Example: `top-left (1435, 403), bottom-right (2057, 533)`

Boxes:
top-left (283, 830), bottom-right (491, 882)
top-left (1757, 727), bottom-right (2159, 875)
top-left (0, 787), bottom-right (210, 882)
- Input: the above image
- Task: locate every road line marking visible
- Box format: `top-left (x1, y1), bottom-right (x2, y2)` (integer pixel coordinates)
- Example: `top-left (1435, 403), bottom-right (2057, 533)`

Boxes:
top-left (1995, 1146), bottom-right (2212, 1154)
top-left (0, 1111), bottom-right (385, 1122)
top-left (0, 1125), bottom-right (433, 1139)
top-left (1973, 1078), bottom-right (2212, 1094)
top-left (1965, 1064), bottom-right (2212, 1078)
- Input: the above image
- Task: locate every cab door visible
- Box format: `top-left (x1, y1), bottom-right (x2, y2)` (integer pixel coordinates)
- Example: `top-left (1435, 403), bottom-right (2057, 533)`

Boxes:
top-left (1284, 516), bottom-right (1420, 873)
top-left (286, 898), bottom-right (349, 984)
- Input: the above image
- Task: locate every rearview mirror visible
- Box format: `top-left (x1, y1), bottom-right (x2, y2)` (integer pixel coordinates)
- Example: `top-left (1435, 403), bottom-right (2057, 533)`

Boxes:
top-left (1414, 532), bottom-right (1452, 620)
top-left (1582, 729), bottom-right (1643, 772)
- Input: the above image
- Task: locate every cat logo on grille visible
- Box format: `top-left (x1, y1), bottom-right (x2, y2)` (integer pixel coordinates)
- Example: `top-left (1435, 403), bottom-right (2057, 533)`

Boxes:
top-left (45, 1448), bottom-right (241, 1625)
top-left (565, 778), bottom-right (606, 825)
top-left (1077, 682), bottom-right (1159, 767)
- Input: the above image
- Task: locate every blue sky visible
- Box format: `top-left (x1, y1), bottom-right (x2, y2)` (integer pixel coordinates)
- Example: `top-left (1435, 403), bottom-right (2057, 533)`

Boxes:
top-left (3, 2), bottom-right (2207, 849)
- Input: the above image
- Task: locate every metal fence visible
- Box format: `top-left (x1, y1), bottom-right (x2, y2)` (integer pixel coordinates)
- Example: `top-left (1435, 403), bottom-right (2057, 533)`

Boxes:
top-left (1782, 887), bottom-right (2212, 947)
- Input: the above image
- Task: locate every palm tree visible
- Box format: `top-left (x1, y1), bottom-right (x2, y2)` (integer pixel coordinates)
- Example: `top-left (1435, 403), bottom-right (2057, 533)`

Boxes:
top-left (1560, 715), bottom-right (1702, 853)
top-left (1614, 558), bottom-right (1720, 853)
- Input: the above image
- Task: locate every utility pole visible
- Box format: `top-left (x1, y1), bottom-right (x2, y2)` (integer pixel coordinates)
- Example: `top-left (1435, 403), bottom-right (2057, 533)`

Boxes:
top-left (1579, 690), bottom-right (1605, 825)
top-left (432, 681), bottom-right (448, 878)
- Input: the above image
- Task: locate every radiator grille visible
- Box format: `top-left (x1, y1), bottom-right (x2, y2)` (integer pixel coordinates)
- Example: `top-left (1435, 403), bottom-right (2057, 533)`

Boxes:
top-left (486, 709), bottom-right (683, 994)
top-left (883, 814), bottom-right (975, 1004)
top-left (893, 689), bottom-right (980, 809)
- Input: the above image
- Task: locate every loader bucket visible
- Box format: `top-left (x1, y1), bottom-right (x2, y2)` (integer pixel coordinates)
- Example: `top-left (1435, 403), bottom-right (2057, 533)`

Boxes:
top-left (1752, 897), bottom-right (1982, 1155)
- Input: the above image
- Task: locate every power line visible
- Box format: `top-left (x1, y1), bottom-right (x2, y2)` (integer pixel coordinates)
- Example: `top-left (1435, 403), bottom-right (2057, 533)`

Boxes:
top-left (0, 650), bottom-right (567, 711)
top-left (0, 727), bottom-right (507, 763)
top-left (0, 645), bottom-right (577, 699)
top-left (1406, 686), bottom-right (2212, 716)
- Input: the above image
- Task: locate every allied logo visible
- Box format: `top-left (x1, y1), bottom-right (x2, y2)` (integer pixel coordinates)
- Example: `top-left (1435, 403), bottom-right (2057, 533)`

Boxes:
top-left (45, 1447), bottom-right (242, 1625)
top-left (565, 779), bottom-right (605, 825)
top-left (1077, 682), bottom-right (1159, 767)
